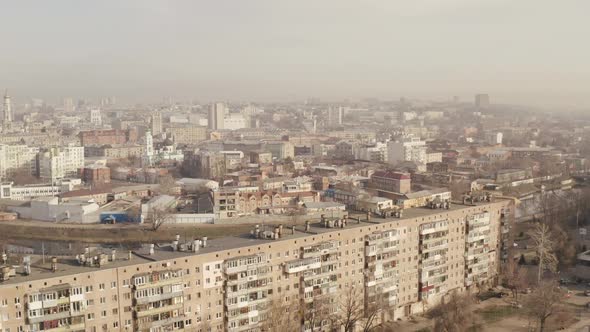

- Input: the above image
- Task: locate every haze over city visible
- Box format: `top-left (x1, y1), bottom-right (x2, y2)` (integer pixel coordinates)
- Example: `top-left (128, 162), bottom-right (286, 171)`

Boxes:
top-left (2, 2), bottom-right (590, 332)
top-left (1, 0), bottom-right (589, 108)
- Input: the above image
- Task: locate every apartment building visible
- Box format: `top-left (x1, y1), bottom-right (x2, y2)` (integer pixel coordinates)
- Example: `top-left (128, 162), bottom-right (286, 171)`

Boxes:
top-left (0, 144), bottom-right (39, 181)
top-left (38, 146), bottom-right (85, 182)
top-left (0, 199), bottom-right (513, 332)
top-left (165, 126), bottom-right (207, 145)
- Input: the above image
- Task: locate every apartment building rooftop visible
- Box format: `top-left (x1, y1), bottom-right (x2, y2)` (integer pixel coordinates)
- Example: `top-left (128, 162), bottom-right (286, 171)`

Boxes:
top-left (0, 197), bottom-right (509, 286)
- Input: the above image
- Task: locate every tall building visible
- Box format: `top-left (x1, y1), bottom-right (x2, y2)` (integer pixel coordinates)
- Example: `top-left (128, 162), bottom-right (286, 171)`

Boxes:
top-left (327, 106), bottom-right (344, 127)
top-left (387, 136), bottom-right (427, 165)
top-left (142, 130), bottom-right (154, 167)
top-left (151, 111), bottom-right (163, 135)
top-left (3, 90), bottom-right (12, 128)
top-left (63, 97), bottom-right (75, 112)
top-left (475, 94), bottom-right (490, 108)
top-left (0, 144), bottom-right (39, 181)
top-left (90, 109), bottom-right (102, 126)
top-left (38, 145), bottom-right (85, 182)
top-left (208, 102), bottom-right (226, 130)
top-left (0, 199), bottom-right (514, 332)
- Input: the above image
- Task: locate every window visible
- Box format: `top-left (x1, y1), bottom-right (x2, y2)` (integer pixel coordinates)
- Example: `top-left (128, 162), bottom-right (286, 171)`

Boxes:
top-left (14, 297), bottom-right (20, 305)
top-left (99, 283), bottom-right (105, 290)
top-left (110, 281), bottom-right (117, 288)
top-left (101, 310), bottom-right (107, 317)
top-left (87, 313), bottom-right (95, 320)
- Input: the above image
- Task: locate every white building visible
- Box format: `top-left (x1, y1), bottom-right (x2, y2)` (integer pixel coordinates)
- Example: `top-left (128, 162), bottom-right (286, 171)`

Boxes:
top-left (0, 179), bottom-right (77, 200)
top-left (3, 91), bottom-right (13, 129)
top-left (356, 142), bottom-right (388, 162)
top-left (142, 130), bottom-right (154, 167)
top-left (151, 111), bottom-right (163, 135)
top-left (0, 144), bottom-right (39, 181)
top-left (208, 102), bottom-right (226, 130)
top-left (485, 131), bottom-right (503, 145)
top-left (223, 113), bottom-right (247, 130)
top-left (90, 109), bottom-right (102, 126)
top-left (327, 107), bottom-right (345, 127)
top-left (387, 136), bottom-right (427, 165)
top-left (38, 145), bottom-right (85, 182)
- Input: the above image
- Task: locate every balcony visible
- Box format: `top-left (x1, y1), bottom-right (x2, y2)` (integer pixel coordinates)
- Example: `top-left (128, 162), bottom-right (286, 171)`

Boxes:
top-left (302, 241), bottom-right (339, 258)
top-left (135, 290), bottom-right (184, 305)
top-left (135, 277), bottom-right (183, 290)
top-left (145, 315), bottom-right (185, 330)
top-left (284, 257), bottom-right (321, 274)
top-left (136, 302), bottom-right (183, 318)
top-left (420, 222), bottom-right (449, 235)
top-left (43, 322), bottom-right (85, 332)
top-left (28, 310), bottom-right (72, 324)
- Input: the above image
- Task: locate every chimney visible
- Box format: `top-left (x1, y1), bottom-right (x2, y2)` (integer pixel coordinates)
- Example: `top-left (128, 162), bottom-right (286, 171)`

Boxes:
top-left (278, 224), bottom-right (283, 237)
top-left (305, 221), bottom-right (310, 232)
top-left (110, 249), bottom-right (116, 262)
top-left (274, 227), bottom-right (280, 239)
top-left (1, 252), bottom-right (6, 265)
top-left (84, 247), bottom-right (90, 255)
top-left (23, 256), bottom-right (31, 275)
top-left (51, 257), bottom-right (57, 272)
top-left (292, 226), bottom-right (296, 235)
top-left (128, 250), bottom-right (133, 260)
top-left (149, 244), bottom-right (155, 256)
top-left (202, 237), bottom-right (208, 248)
top-left (193, 240), bottom-right (200, 252)
top-left (366, 211), bottom-right (371, 222)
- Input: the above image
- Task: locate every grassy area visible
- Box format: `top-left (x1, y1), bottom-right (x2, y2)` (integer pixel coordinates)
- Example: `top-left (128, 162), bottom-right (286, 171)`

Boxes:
top-left (476, 305), bottom-right (519, 323)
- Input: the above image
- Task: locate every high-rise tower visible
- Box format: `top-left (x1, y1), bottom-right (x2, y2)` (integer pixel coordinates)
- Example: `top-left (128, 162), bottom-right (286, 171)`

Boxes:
top-left (208, 102), bottom-right (226, 130)
top-left (3, 90), bottom-right (12, 127)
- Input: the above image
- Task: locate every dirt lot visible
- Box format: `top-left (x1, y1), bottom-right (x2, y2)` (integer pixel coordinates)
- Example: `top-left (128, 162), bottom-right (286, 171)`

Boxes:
top-left (0, 219), bottom-right (255, 244)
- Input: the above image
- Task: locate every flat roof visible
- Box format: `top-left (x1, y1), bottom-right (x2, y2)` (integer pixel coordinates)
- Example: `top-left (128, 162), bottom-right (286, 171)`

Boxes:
top-left (0, 198), bottom-right (510, 286)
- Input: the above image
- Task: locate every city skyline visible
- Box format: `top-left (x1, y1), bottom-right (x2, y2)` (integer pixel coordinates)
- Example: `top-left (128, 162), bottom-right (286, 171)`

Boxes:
top-left (0, 1), bottom-right (589, 109)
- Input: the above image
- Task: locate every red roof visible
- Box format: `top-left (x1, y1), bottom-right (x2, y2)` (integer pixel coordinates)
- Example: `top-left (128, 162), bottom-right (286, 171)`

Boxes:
top-left (372, 170), bottom-right (411, 180)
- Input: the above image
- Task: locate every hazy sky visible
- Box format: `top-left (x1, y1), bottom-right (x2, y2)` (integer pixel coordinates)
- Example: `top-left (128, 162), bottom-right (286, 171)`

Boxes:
top-left (1, 0), bottom-right (589, 108)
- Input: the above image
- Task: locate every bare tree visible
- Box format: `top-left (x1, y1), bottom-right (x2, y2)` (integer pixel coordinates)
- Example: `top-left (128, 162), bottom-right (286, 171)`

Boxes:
top-left (303, 295), bottom-right (334, 332)
top-left (145, 206), bottom-right (173, 231)
top-left (336, 287), bottom-right (365, 332)
top-left (11, 167), bottom-right (42, 185)
top-left (530, 223), bottom-right (558, 283)
top-left (260, 297), bottom-right (302, 332)
top-left (431, 292), bottom-right (476, 332)
top-left (157, 174), bottom-right (178, 195)
top-left (502, 257), bottom-right (530, 302)
top-left (524, 279), bottom-right (564, 332)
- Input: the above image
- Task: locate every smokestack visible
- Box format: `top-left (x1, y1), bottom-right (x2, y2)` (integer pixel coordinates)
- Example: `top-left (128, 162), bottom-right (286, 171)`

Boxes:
top-left (274, 227), bottom-right (280, 239)
top-left (366, 211), bottom-right (371, 222)
top-left (305, 221), bottom-right (310, 232)
top-left (172, 240), bottom-right (179, 251)
top-left (128, 250), bottom-right (133, 260)
top-left (51, 257), bottom-right (57, 272)
top-left (292, 226), bottom-right (296, 235)
top-left (110, 249), bottom-right (116, 262)
top-left (202, 237), bottom-right (208, 248)
top-left (149, 244), bottom-right (155, 256)
top-left (278, 225), bottom-right (283, 237)
top-left (193, 240), bottom-right (199, 252)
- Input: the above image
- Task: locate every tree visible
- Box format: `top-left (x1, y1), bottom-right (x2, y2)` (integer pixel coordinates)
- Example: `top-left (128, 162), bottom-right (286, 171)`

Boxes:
top-left (431, 292), bottom-right (476, 332)
top-left (157, 174), bottom-right (178, 195)
top-left (502, 257), bottom-right (530, 302)
top-left (336, 287), bottom-right (365, 332)
top-left (530, 223), bottom-right (558, 283)
top-left (524, 279), bottom-right (564, 332)
top-left (145, 206), bottom-right (173, 231)
top-left (260, 297), bottom-right (301, 332)
top-left (302, 295), bottom-right (334, 332)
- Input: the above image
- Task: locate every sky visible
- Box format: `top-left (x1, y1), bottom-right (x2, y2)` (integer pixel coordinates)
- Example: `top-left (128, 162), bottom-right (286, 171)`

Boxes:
top-left (0, 0), bottom-right (589, 108)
